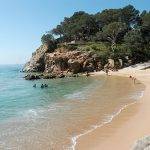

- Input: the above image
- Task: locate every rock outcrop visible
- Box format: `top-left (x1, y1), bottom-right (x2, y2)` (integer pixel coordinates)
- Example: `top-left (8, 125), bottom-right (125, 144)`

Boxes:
top-left (23, 44), bottom-right (49, 72)
top-left (24, 74), bottom-right (41, 80)
top-left (23, 45), bottom-right (103, 78)
top-left (44, 48), bottom-right (102, 74)
top-left (132, 136), bottom-right (150, 150)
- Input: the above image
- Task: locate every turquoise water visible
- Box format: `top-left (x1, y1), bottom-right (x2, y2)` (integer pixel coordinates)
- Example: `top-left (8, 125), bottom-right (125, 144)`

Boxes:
top-left (0, 65), bottom-right (99, 121)
top-left (0, 65), bottom-right (144, 150)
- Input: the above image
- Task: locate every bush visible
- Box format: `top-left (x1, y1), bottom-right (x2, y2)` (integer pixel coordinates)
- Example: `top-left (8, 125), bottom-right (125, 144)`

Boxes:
top-left (66, 44), bottom-right (78, 51)
top-left (78, 42), bottom-right (111, 65)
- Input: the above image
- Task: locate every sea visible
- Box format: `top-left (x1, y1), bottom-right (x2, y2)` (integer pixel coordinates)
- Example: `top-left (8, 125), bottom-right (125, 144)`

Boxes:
top-left (0, 64), bottom-right (144, 150)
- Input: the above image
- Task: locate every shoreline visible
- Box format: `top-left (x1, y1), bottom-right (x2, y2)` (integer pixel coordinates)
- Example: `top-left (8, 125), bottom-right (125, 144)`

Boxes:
top-left (75, 62), bottom-right (150, 150)
top-left (71, 94), bottom-right (144, 150)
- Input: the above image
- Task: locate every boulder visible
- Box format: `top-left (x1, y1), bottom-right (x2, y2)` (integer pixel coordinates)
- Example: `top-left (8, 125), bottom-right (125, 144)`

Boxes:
top-left (68, 59), bottom-right (81, 74)
top-left (42, 73), bottom-right (56, 79)
top-left (58, 73), bottom-right (65, 78)
top-left (104, 58), bottom-right (115, 69)
top-left (24, 74), bottom-right (41, 80)
top-left (84, 63), bottom-right (95, 72)
top-left (118, 58), bottom-right (123, 68)
top-left (108, 59), bottom-right (115, 68)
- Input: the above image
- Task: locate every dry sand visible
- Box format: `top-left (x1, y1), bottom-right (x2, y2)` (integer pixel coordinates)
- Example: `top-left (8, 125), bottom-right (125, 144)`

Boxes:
top-left (76, 62), bottom-right (150, 150)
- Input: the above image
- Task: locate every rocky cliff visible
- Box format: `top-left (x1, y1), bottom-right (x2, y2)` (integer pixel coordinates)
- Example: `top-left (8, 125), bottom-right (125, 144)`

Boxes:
top-left (23, 44), bottom-right (49, 72)
top-left (23, 44), bottom-right (103, 77)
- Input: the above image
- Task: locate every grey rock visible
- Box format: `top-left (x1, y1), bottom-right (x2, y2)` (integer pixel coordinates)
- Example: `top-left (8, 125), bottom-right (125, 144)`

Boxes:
top-left (132, 136), bottom-right (150, 150)
top-left (24, 74), bottom-right (41, 80)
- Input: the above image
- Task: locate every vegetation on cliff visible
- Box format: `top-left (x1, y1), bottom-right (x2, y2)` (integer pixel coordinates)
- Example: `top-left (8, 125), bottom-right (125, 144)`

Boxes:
top-left (46, 5), bottom-right (150, 63)
top-left (23, 5), bottom-right (150, 78)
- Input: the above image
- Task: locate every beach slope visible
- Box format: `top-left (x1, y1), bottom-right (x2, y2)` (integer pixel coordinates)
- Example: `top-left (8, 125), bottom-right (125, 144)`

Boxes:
top-left (76, 62), bottom-right (150, 150)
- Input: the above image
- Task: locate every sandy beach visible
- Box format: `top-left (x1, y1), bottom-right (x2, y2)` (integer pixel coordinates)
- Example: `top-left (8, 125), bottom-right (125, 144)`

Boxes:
top-left (76, 62), bottom-right (150, 150)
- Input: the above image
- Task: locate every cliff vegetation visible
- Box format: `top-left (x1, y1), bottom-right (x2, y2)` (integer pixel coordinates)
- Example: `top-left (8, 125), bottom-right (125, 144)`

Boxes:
top-left (23, 5), bottom-right (150, 79)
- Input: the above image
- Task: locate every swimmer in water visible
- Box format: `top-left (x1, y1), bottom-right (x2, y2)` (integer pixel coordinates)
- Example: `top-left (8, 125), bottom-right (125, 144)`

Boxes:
top-left (33, 84), bottom-right (36, 88)
top-left (41, 84), bottom-right (44, 88)
top-left (44, 84), bottom-right (48, 87)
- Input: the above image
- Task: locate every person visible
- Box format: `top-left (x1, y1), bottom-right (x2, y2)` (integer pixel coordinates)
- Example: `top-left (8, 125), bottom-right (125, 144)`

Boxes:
top-left (44, 84), bottom-right (48, 88)
top-left (41, 84), bottom-right (44, 88)
top-left (86, 71), bottom-right (90, 77)
top-left (33, 84), bottom-right (36, 88)
top-left (105, 68), bottom-right (109, 75)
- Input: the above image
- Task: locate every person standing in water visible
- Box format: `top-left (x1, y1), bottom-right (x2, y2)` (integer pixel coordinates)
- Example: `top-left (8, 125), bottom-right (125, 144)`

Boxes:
top-left (33, 84), bottom-right (36, 88)
top-left (86, 71), bottom-right (90, 77)
top-left (44, 84), bottom-right (48, 87)
top-left (41, 84), bottom-right (44, 88)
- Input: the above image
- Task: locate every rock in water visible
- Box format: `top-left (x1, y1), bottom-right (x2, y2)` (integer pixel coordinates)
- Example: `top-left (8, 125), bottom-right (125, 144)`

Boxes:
top-left (24, 74), bottom-right (41, 80)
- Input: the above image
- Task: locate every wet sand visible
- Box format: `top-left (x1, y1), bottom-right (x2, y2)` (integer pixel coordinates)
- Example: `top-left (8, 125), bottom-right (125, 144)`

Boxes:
top-left (76, 63), bottom-right (150, 150)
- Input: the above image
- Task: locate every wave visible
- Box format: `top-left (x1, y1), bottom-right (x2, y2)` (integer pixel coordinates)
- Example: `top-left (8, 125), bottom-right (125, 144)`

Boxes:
top-left (64, 90), bottom-right (89, 101)
top-left (70, 90), bottom-right (144, 150)
top-left (64, 78), bottom-right (104, 101)
top-left (19, 102), bottom-right (65, 120)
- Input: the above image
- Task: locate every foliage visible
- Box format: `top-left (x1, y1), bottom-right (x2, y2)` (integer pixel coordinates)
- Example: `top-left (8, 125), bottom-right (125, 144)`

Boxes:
top-left (41, 33), bottom-right (54, 44)
top-left (41, 5), bottom-right (150, 65)
top-left (59, 11), bottom-right (99, 41)
top-left (124, 29), bottom-right (149, 62)
top-left (95, 9), bottom-right (122, 26)
top-left (121, 5), bottom-right (139, 25)
top-left (102, 22), bottom-right (127, 48)
top-left (41, 34), bottom-right (56, 52)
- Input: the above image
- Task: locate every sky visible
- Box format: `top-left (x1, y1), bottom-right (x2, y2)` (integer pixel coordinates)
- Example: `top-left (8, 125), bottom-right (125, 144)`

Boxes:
top-left (0, 0), bottom-right (149, 64)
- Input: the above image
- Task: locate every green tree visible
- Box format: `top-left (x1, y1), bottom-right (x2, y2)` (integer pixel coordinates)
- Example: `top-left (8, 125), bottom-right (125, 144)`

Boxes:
top-left (51, 25), bottom-right (63, 38)
top-left (41, 34), bottom-right (56, 51)
top-left (41, 33), bottom-right (54, 44)
top-left (121, 5), bottom-right (139, 26)
top-left (95, 9), bottom-right (122, 27)
top-left (102, 22), bottom-right (127, 50)
top-left (52, 11), bottom-right (99, 41)
top-left (141, 11), bottom-right (150, 27)
top-left (141, 12), bottom-right (150, 55)
top-left (124, 30), bottom-right (148, 62)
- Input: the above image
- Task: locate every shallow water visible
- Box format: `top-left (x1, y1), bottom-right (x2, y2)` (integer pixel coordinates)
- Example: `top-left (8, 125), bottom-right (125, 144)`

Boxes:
top-left (0, 65), bottom-right (144, 150)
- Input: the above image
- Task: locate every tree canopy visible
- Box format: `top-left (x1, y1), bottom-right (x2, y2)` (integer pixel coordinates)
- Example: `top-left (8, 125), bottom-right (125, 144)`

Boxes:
top-left (41, 5), bottom-right (150, 64)
top-left (102, 22), bottom-right (127, 48)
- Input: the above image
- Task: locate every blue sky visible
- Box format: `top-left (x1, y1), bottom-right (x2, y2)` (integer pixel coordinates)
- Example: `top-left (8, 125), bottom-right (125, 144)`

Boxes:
top-left (0, 0), bottom-right (149, 64)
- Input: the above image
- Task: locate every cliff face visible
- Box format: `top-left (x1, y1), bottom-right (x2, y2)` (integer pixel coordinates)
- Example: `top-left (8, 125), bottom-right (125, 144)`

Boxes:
top-left (23, 44), bottom-right (49, 72)
top-left (23, 45), bottom-right (102, 75)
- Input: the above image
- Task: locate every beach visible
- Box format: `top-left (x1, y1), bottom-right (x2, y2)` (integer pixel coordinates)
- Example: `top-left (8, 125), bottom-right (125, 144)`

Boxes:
top-left (76, 62), bottom-right (150, 150)
top-left (0, 65), bottom-right (144, 150)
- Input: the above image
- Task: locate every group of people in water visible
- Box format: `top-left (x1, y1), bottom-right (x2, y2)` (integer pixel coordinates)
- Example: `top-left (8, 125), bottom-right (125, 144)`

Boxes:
top-left (33, 84), bottom-right (48, 88)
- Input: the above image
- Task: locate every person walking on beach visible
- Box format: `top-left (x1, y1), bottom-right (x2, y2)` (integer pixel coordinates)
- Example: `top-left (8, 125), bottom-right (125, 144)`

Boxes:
top-left (86, 71), bottom-right (90, 77)
top-left (129, 76), bottom-right (136, 84)
top-left (105, 68), bottom-right (109, 75)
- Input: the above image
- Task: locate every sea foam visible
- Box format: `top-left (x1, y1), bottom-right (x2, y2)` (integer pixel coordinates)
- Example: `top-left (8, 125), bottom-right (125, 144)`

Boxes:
top-left (70, 90), bottom-right (144, 150)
